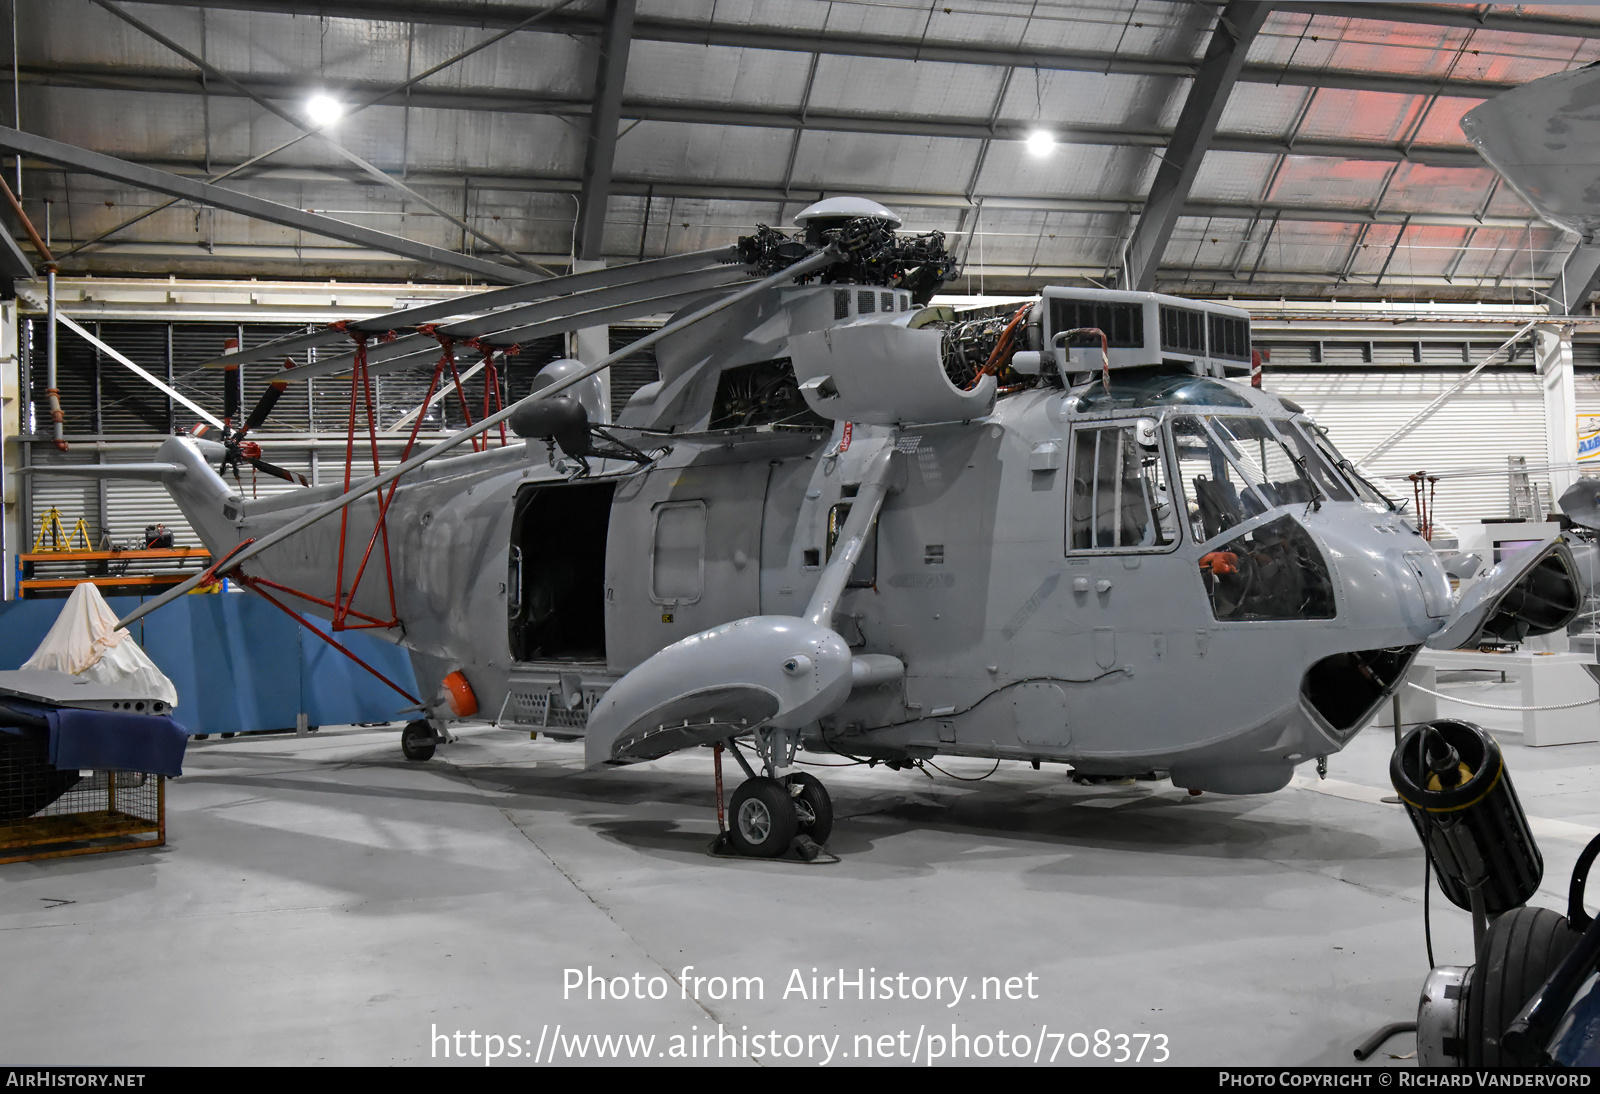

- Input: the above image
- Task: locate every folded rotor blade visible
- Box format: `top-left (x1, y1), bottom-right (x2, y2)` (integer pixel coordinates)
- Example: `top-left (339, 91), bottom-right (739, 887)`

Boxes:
top-left (440, 264), bottom-right (751, 341)
top-left (477, 282), bottom-right (755, 347)
top-left (286, 274), bottom-right (754, 384)
top-left (200, 246), bottom-right (743, 370)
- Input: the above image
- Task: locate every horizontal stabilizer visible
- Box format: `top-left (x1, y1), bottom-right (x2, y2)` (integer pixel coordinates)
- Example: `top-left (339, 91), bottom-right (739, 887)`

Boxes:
top-left (18, 463), bottom-right (186, 481)
top-left (585, 616), bottom-right (854, 767)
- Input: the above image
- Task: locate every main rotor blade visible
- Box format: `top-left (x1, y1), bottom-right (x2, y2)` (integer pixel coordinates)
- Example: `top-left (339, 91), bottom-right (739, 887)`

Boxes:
top-left (274, 272), bottom-right (754, 384)
top-left (222, 360), bottom-right (242, 424)
top-left (113, 247), bottom-right (840, 631)
top-left (204, 246), bottom-right (741, 369)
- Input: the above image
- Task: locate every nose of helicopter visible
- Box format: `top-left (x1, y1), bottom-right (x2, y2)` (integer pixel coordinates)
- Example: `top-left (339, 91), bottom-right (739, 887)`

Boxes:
top-left (1308, 506), bottom-right (1451, 643)
top-left (1285, 507), bottom-right (1445, 742)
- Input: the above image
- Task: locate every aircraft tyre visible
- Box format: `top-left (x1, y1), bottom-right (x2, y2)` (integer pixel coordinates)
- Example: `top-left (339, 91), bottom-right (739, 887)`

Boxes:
top-left (729, 777), bottom-right (798, 857)
top-left (401, 720), bottom-right (437, 762)
top-left (1465, 905), bottom-right (1579, 1066)
top-left (783, 772), bottom-right (833, 845)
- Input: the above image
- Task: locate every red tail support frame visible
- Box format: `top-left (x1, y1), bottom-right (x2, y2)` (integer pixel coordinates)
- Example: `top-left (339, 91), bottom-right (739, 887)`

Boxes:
top-left (329, 322), bottom-right (401, 633)
top-left (236, 574), bottom-right (420, 705)
top-left (188, 538), bottom-right (417, 702)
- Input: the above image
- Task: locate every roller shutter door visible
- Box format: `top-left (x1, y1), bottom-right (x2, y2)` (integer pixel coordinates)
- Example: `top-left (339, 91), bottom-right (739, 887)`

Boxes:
top-left (1265, 370), bottom-right (1549, 537)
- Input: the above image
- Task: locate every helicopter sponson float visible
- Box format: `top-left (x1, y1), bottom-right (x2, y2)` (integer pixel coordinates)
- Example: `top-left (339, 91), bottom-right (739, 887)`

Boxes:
top-left (33, 197), bottom-right (1588, 859)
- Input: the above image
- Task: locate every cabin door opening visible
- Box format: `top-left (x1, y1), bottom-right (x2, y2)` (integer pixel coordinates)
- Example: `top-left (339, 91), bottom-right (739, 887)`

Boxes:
top-left (509, 481), bottom-right (616, 661)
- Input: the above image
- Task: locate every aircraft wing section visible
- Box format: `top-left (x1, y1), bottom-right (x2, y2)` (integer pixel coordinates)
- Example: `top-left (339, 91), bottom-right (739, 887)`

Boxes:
top-left (1426, 538), bottom-right (1582, 650)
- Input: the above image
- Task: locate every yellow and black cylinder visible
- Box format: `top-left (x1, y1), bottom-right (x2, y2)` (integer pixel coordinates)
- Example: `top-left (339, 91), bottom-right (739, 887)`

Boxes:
top-left (1390, 719), bottom-right (1542, 915)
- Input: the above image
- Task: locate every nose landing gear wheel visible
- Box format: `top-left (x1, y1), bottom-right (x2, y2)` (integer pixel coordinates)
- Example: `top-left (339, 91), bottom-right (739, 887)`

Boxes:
top-left (401, 720), bottom-right (437, 762)
top-left (783, 772), bottom-right (833, 845)
top-left (728, 777), bottom-right (798, 857)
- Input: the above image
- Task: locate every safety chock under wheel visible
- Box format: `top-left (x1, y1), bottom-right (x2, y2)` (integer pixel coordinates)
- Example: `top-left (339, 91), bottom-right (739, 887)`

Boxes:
top-left (707, 832), bottom-right (840, 865)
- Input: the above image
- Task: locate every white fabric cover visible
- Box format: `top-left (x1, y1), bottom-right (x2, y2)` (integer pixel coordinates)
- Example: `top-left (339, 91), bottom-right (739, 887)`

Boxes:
top-left (21, 583), bottom-right (180, 707)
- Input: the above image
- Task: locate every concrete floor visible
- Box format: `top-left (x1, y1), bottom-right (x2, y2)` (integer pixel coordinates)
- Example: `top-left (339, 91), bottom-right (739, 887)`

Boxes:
top-left (4, 678), bottom-right (1600, 1067)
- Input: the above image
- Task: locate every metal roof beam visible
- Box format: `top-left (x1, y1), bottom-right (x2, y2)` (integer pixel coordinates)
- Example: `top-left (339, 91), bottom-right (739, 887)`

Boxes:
top-left (1552, 243), bottom-right (1600, 316)
top-left (0, 224), bottom-right (34, 279)
top-left (87, 0), bottom-right (543, 275)
top-left (111, 1), bottom-right (1534, 98)
top-left (1272, 2), bottom-right (1600, 40)
top-left (0, 127), bottom-right (539, 283)
top-left (576, 0), bottom-right (634, 261)
top-left (1125, 1), bottom-right (1269, 291)
top-left (41, 153), bottom-right (1538, 230)
top-left (14, 66), bottom-right (1487, 168)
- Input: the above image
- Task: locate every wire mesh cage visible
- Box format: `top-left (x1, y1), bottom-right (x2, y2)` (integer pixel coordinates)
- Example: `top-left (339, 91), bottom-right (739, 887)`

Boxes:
top-left (0, 728), bottom-right (164, 863)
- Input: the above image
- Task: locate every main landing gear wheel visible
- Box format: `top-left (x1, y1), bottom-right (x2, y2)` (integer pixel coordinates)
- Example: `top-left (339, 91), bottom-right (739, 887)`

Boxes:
top-left (401, 720), bottom-right (437, 762)
top-left (1465, 905), bottom-right (1579, 1066)
top-left (728, 777), bottom-right (798, 858)
top-left (784, 772), bottom-right (833, 845)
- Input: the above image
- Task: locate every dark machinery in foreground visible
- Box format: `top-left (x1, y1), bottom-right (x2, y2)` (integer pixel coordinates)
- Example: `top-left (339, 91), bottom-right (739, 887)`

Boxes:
top-left (1372, 719), bottom-right (1600, 1067)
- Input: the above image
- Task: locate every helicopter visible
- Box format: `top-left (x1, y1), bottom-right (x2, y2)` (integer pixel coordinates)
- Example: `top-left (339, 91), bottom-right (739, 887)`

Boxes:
top-left (27, 196), bottom-right (1588, 860)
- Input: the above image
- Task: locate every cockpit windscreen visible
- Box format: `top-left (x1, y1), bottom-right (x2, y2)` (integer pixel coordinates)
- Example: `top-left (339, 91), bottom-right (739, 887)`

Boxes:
top-left (1171, 415), bottom-right (1350, 544)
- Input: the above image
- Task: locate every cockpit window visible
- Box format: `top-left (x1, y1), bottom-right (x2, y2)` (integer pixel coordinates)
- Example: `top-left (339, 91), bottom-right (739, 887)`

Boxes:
top-left (1200, 515), bottom-right (1337, 621)
top-left (1068, 423), bottom-right (1177, 551)
top-left (1271, 421), bottom-right (1355, 503)
top-left (1173, 414), bottom-right (1357, 540)
top-left (1210, 417), bottom-right (1352, 506)
top-left (1293, 422), bottom-right (1394, 508)
top-left (1073, 373), bottom-right (1254, 412)
top-left (1170, 416), bottom-right (1259, 543)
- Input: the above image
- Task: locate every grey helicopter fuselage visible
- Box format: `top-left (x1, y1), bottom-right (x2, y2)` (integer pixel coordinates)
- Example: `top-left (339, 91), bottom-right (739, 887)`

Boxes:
top-left (149, 279), bottom-right (1458, 796)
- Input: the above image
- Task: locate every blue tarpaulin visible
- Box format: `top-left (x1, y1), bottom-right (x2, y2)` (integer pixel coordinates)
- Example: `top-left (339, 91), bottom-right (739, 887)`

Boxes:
top-left (47, 707), bottom-right (190, 777)
top-left (0, 593), bottom-right (419, 736)
top-left (0, 696), bottom-right (188, 776)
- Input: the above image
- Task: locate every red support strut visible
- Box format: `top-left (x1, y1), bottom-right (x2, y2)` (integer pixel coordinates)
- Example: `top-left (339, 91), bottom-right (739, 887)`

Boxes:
top-left (328, 322), bottom-right (401, 632)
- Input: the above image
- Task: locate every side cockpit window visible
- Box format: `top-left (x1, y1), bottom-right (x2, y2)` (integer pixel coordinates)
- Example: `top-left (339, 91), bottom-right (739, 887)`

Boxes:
top-left (1068, 422), bottom-right (1177, 552)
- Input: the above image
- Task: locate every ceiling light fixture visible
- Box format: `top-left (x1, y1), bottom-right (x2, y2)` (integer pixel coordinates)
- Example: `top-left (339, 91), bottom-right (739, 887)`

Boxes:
top-left (1025, 129), bottom-right (1055, 158)
top-left (306, 93), bottom-right (344, 127)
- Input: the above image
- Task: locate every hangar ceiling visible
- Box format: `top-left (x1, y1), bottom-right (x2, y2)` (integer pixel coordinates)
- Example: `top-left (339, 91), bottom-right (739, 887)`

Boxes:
top-left (4, 0), bottom-right (1600, 304)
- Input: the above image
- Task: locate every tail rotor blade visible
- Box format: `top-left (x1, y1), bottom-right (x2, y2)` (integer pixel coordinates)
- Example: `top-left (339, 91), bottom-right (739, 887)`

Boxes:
top-left (238, 359), bottom-right (294, 439)
top-left (223, 365), bottom-right (242, 425)
top-left (245, 455), bottom-right (308, 486)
